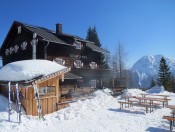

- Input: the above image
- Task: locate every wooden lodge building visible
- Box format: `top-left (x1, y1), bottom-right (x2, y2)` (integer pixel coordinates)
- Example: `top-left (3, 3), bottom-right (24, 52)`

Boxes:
top-left (0, 21), bottom-right (113, 117)
top-left (1, 21), bottom-right (112, 89)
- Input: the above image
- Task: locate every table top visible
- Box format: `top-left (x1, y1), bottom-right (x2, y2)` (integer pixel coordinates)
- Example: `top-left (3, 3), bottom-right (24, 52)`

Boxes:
top-left (141, 93), bottom-right (169, 97)
top-left (135, 96), bottom-right (168, 101)
top-left (167, 105), bottom-right (175, 109)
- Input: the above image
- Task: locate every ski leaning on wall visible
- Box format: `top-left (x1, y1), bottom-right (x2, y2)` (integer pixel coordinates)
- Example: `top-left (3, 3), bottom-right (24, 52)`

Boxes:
top-left (8, 81), bottom-right (12, 121)
top-left (16, 83), bottom-right (22, 123)
top-left (33, 84), bottom-right (44, 120)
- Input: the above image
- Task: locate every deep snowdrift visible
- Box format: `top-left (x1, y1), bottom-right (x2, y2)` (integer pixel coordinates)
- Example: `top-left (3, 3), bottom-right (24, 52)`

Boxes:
top-left (0, 88), bottom-right (174, 132)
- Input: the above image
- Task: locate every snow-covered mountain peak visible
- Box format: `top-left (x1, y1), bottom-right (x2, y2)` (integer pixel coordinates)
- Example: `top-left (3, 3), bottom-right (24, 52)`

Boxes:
top-left (130, 55), bottom-right (175, 88)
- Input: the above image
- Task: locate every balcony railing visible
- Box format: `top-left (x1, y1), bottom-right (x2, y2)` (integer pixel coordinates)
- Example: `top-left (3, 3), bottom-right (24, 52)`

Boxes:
top-left (71, 68), bottom-right (112, 77)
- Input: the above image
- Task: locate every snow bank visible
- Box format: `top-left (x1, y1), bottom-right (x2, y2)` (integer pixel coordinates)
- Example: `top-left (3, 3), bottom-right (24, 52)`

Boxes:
top-left (0, 88), bottom-right (174, 131)
top-left (47, 89), bottom-right (114, 121)
top-left (146, 86), bottom-right (164, 94)
top-left (0, 60), bottom-right (67, 81)
top-left (102, 88), bottom-right (113, 95)
top-left (122, 88), bottom-right (145, 97)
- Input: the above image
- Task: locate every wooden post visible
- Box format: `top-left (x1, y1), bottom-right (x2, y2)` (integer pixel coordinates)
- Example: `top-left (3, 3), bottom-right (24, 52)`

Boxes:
top-left (61, 73), bottom-right (64, 82)
top-left (56, 77), bottom-right (60, 103)
top-left (112, 79), bottom-right (115, 87)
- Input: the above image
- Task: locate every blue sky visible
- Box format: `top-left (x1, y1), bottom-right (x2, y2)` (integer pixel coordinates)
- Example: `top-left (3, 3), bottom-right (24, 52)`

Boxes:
top-left (0, 0), bottom-right (175, 68)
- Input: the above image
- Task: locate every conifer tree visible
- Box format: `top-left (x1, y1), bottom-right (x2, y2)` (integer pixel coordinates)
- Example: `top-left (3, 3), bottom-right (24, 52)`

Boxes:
top-left (157, 57), bottom-right (172, 91)
top-left (171, 76), bottom-right (175, 92)
top-left (150, 78), bottom-right (156, 88)
top-left (86, 26), bottom-right (107, 68)
top-left (86, 26), bottom-right (101, 47)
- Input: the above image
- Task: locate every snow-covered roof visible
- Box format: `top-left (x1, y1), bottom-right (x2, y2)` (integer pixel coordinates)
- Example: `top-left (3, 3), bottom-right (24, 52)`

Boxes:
top-left (0, 60), bottom-right (69, 82)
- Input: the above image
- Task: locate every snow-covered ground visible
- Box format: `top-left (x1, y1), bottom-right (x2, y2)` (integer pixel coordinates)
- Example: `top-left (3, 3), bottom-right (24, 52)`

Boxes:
top-left (0, 87), bottom-right (175, 132)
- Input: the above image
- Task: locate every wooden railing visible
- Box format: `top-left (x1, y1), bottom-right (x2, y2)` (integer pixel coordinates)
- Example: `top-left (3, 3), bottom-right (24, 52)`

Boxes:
top-left (71, 68), bottom-right (112, 77)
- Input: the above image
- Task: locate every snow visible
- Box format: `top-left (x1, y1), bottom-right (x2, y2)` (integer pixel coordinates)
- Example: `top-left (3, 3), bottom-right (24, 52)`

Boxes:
top-left (130, 55), bottom-right (175, 88)
top-left (122, 88), bottom-right (145, 97)
top-left (0, 87), bottom-right (174, 132)
top-left (0, 60), bottom-right (67, 81)
top-left (146, 86), bottom-right (165, 94)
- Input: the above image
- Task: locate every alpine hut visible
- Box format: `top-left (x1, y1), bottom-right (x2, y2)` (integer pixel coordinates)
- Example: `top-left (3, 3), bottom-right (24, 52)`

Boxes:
top-left (0, 59), bottom-right (70, 117)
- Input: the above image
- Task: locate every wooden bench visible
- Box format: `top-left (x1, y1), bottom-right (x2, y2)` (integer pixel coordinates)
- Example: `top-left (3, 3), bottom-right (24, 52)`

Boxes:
top-left (112, 87), bottom-right (126, 95)
top-left (128, 100), bottom-right (140, 106)
top-left (139, 103), bottom-right (160, 113)
top-left (118, 101), bottom-right (130, 109)
top-left (56, 100), bottom-right (77, 110)
top-left (162, 116), bottom-right (175, 131)
top-left (167, 105), bottom-right (175, 111)
top-left (157, 99), bottom-right (171, 107)
top-left (140, 102), bottom-right (160, 106)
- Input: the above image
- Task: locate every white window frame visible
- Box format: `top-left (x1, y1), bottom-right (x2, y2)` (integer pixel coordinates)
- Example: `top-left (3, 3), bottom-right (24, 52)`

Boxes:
top-left (74, 60), bottom-right (83, 68)
top-left (75, 41), bottom-right (82, 50)
top-left (18, 26), bottom-right (21, 34)
top-left (53, 58), bottom-right (65, 66)
top-left (90, 62), bottom-right (97, 69)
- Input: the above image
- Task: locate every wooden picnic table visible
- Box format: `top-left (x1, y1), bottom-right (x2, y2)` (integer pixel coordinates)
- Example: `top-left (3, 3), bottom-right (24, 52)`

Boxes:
top-left (118, 95), bottom-right (171, 113)
top-left (136, 96), bottom-right (169, 106)
top-left (167, 105), bottom-right (175, 110)
top-left (141, 93), bottom-right (169, 99)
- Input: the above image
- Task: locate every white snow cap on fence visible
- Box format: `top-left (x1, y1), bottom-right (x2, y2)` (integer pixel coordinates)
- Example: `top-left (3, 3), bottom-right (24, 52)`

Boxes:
top-left (0, 60), bottom-right (67, 81)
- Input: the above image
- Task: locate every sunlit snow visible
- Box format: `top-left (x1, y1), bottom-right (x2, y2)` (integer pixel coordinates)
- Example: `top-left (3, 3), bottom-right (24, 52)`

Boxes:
top-left (0, 87), bottom-right (174, 132)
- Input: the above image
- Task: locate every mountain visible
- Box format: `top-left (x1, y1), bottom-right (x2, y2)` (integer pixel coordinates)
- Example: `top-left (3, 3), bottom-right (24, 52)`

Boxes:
top-left (129, 55), bottom-right (175, 88)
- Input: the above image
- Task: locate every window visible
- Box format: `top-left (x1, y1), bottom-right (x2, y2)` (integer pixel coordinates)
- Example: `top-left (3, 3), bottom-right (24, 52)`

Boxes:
top-left (74, 60), bottom-right (83, 68)
top-left (90, 62), bottom-right (97, 69)
top-left (90, 80), bottom-right (96, 89)
top-left (18, 26), bottom-right (21, 34)
top-left (53, 58), bottom-right (65, 65)
top-left (74, 41), bottom-right (82, 49)
top-left (38, 86), bottom-right (56, 97)
top-left (38, 87), bottom-right (47, 96)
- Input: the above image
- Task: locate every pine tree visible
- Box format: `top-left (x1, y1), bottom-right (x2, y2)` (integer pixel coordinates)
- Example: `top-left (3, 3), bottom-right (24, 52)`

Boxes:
top-left (86, 26), bottom-right (101, 47)
top-left (86, 26), bottom-right (107, 68)
top-left (157, 57), bottom-right (172, 91)
top-left (150, 78), bottom-right (156, 88)
top-left (171, 76), bottom-right (175, 92)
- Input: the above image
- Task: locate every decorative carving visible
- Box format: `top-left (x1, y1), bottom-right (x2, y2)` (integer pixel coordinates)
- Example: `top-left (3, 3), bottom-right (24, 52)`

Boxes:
top-left (21, 41), bottom-right (27, 50)
top-left (5, 49), bottom-right (9, 56)
top-left (14, 45), bottom-right (19, 53)
top-left (9, 47), bottom-right (14, 54)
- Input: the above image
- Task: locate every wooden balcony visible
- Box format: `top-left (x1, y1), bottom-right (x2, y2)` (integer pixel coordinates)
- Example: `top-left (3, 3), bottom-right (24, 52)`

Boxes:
top-left (71, 68), bottom-right (112, 78)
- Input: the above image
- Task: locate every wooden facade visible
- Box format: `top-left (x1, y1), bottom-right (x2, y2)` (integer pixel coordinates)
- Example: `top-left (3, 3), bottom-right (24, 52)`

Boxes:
top-left (0, 69), bottom-right (71, 116)
top-left (1, 21), bottom-right (112, 89)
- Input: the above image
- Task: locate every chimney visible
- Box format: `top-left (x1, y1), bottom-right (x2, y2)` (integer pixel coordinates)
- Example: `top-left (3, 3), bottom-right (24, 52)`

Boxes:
top-left (56, 23), bottom-right (62, 34)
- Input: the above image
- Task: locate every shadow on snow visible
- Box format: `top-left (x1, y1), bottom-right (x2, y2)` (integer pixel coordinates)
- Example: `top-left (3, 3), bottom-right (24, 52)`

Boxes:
top-left (108, 108), bottom-right (145, 115)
